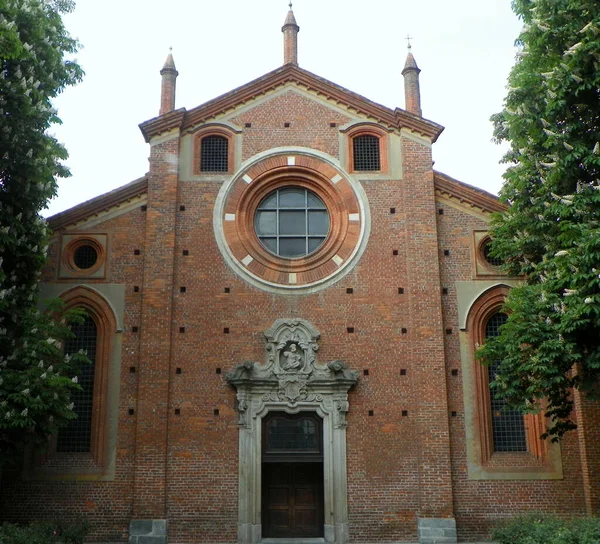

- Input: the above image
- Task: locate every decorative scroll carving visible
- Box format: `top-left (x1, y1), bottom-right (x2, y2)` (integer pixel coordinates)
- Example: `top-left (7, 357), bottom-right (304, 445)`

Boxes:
top-left (226, 318), bottom-right (358, 424)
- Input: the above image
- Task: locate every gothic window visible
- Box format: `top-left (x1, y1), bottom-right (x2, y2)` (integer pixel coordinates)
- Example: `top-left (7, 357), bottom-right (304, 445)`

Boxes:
top-left (254, 187), bottom-right (330, 258)
top-left (352, 135), bottom-right (380, 171)
top-left (484, 312), bottom-right (527, 452)
top-left (57, 314), bottom-right (98, 453)
top-left (200, 135), bottom-right (229, 172)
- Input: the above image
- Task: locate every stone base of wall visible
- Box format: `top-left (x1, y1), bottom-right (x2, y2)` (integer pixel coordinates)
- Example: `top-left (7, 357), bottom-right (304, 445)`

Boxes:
top-left (417, 517), bottom-right (457, 544)
top-left (128, 519), bottom-right (167, 544)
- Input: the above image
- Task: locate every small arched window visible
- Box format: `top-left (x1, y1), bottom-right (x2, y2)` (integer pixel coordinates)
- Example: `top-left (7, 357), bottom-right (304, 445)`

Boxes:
top-left (56, 314), bottom-right (98, 453)
top-left (484, 312), bottom-right (527, 452)
top-left (352, 134), bottom-right (381, 171)
top-left (200, 135), bottom-right (229, 172)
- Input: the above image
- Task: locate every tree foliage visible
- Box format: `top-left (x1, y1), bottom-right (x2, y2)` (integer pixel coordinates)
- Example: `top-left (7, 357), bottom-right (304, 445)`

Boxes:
top-left (0, 0), bottom-right (85, 465)
top-left (480, 0), bottom-right (600, 438)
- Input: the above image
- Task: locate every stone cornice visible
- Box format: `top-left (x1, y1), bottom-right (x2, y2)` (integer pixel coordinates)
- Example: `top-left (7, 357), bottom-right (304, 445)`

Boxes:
top-left (434, 170), bottom-right (506, 215)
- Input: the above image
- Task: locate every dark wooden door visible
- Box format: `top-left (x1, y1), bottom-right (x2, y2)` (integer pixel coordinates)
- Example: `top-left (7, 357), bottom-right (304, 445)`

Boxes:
top-left (262, 462), bottom-right (323, 538)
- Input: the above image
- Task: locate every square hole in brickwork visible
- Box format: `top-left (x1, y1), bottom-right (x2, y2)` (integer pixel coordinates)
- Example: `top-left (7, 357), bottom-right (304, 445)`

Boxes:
top-left (214, 409), bottom-right (220, 416)
top-left (438, 208), bottom-right (444, 215)
top-left (330, 122), bottom-right (337, 128)
top-left (129, 366), bottom-right (136, 374)
top-left (174, 408), bottom-right (181, 415)
top-left (245, 123), bottom-right (252, 128)
top-left (393, 249), bottom-right (399, 256)
top-left (451, 411), bottom-right (457, 417)
top-left (180, 286), bottom-right (186, 293)
top-left (134, 249), bottom-right (141, 255)
top-left (444, 249), bottom-right (450, 256)
top-left (442, 287), bottom-right (448, 295)
top-left (390, 207), bottom-right (396, 214)
top-left (401, 328), bottom-right (407, 334)
top-left (400, 369), bottom-right (407, 376)
top-left (368, 410), bottom-right (374, 417)
top-left (451, 369), bottom-right (459, 376)
top-left (347, 327), bottom-right (355, 334)
top-left (134, 286), bottom-right (140, 293)
top-left (128, 408), bottom-right (135, 415)
top-left (402, 410), bottom-right (408, 417)
top-left (284, 122), bottom-right (290, 128)
top-left (182, 250), bottom-right (189, 256)
top-left (179, 205), bottom-right (186, 211)
top-left (346, 288), bottom-right (354, 294)
top-left (216, 368), bottom-right (222, 374)
top-left (224, 327), bottom-right (230, 334)
top-left (179, 327), bottom-right (185, 333)
top-left (176, 368), bottom-right (182, 375)
top-left (132, 326), bottom-right (138, 333)
top-left (141, 205), bottom-right (147, 212)
top-left (363, 369), bottom-right (369, 376)
top-left (224, 287), bottom-right (230, 293)
top-left (446, 328), bottom-right (453, 335)
top-left (398, 287), bottom-right (404, 294)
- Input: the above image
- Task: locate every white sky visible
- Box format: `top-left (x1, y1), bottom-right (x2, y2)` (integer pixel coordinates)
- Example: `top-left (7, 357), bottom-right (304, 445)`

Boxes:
top-left (46, 0), bottom-right (523, 217)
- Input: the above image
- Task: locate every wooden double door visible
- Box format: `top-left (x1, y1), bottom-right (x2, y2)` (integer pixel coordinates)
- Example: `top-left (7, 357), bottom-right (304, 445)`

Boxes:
top-left (262, 413), bottom-right (324, 538)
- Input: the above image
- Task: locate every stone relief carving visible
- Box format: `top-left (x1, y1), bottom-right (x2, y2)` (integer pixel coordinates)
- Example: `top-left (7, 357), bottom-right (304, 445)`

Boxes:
top-left (227, 319), bottom-right (359, 427)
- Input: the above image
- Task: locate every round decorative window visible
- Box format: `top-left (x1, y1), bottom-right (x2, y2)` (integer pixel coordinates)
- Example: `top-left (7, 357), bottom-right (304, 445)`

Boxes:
top-left (215, 152), bottom-right (369, 292)
top-left (255, 188), bottom-right (330, 258)
top-left (73, 244), bottom-right (99, 270)
top-left (482, 238), bottom-right (503, 268)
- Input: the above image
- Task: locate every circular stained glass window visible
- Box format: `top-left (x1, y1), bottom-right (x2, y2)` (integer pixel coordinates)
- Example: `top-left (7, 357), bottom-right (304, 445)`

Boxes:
top-left (254, 188), bottom-right (330, 258)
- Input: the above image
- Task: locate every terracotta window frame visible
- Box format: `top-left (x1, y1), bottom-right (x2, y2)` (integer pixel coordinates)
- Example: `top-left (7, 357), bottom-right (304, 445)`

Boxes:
top-left (345, 124), bottom-right (389, 174)
top-left (468, 286), bottom-right (548, 468)
top-left (193, 126), bottom-right (235, 175)
top-left (62, 235), bottom-right (106, 279)
top-left (40, 287), bottom-right (116, 472)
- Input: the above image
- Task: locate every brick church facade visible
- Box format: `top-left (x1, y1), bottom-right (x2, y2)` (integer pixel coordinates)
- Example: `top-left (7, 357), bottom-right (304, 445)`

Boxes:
top-left (1, 6), bottom-right (599, 544)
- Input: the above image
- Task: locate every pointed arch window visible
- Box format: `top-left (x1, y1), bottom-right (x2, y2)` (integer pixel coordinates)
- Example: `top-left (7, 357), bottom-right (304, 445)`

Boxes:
top-left (56, 315), bottom-right (98, 453)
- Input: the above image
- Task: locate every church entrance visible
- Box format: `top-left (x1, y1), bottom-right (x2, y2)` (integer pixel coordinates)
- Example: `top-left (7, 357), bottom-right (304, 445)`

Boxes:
top-left (262, 413), bottom-right (324, 538)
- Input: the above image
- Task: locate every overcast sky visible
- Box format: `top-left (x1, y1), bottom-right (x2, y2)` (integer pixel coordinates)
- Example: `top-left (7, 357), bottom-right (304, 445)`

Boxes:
top-left (46, 0), bottom-right (523, 217)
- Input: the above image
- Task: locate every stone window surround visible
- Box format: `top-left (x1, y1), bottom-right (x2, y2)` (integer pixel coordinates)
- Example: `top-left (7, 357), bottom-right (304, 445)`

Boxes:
top-left (343, 123), bottom-right (390, 174)
top-left (192, 124), bottom-right (236, 175)
top-left (227, 319), bottom-right (359, 544)
top-left (59, 233), bottom-right (108, 280)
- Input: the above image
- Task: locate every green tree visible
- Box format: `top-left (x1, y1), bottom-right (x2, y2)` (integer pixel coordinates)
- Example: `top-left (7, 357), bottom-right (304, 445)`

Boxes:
top-left (480, 0), bottom-right (600, 439)
top-left (0, 0), bottom-right (86, 465)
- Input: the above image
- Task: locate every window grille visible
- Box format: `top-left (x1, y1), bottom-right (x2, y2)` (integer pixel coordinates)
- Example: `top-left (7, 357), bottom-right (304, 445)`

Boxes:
top-left (200, 135), bottom-right (229, 172)
top-left (254, 188), bottom-right (330, 258)
top-left (353, 135), bottom-right (380, 171)
top-left (56, 315), bottom-right (97, 453)
top-left (73, 244), bottom-right (98, 270)
top-left (486, 312), bottom-right (527, 452)
top-left (483, 240), bottom-right (503, 267)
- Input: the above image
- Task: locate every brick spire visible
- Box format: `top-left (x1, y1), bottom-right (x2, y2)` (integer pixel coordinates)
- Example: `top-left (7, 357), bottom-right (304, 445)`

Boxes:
top-left (401, 42), bottom-right (422, 117)
top-left (159, 50), bottom-right (178, 115)
top-left (282, 2), bottom-right (300, 65)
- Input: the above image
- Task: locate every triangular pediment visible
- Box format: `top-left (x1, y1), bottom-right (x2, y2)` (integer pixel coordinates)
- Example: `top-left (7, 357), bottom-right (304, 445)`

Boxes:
top-left (139, 64), bottom-right (444, 143)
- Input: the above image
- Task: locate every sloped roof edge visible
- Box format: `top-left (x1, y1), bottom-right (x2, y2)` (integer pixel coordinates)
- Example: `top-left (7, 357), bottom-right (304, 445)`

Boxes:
top-left (47, 175), bottom-right (148, 231)
top-left (434, 170), bottom-right (506, 214)
top-left (139, 64), bottom-right (444, 143)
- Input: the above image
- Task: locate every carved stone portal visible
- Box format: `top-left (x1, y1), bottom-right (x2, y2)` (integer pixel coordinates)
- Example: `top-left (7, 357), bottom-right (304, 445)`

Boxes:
top-left (227, 319), bottom-right (358, 544)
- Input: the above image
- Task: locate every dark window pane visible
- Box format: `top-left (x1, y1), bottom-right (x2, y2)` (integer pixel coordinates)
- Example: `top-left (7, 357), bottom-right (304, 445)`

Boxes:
top-left (308, 237), bottom-right (326, 253)
top-left (200, 135), bottom-right (228, 172)
top-left (267, 417), bottom-right (318, 451)
top-left (308, 211), bottom-right (329, 235)
top-left (307, 193), bottom-right (326, 208)
top-left (73, 245), bottom-right (98, 270)
top-left (57, 315), bottom-right (97, 453)
top-left (483, 241), bottom-right (503, 267)
top-left (256, 211), bottom-right (277, 235)
top-left (279, 211), bottom-right (306, 235)
top-left (486, 312), bottom-right (527, 452)
top-left (353, 135), bottom-right (380, 171)
top-left (278, 188), bottom-right (305, 207)
top-left (261, 238), bottom-right (278, 253)
top-left (279, 238), bottom-right (306, 257)
top-left (259, 193), bottom-right (278, 209)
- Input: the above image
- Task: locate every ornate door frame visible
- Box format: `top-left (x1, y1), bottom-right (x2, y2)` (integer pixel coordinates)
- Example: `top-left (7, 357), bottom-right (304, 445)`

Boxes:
top-left (227, 319), bottom-right (358, 544)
